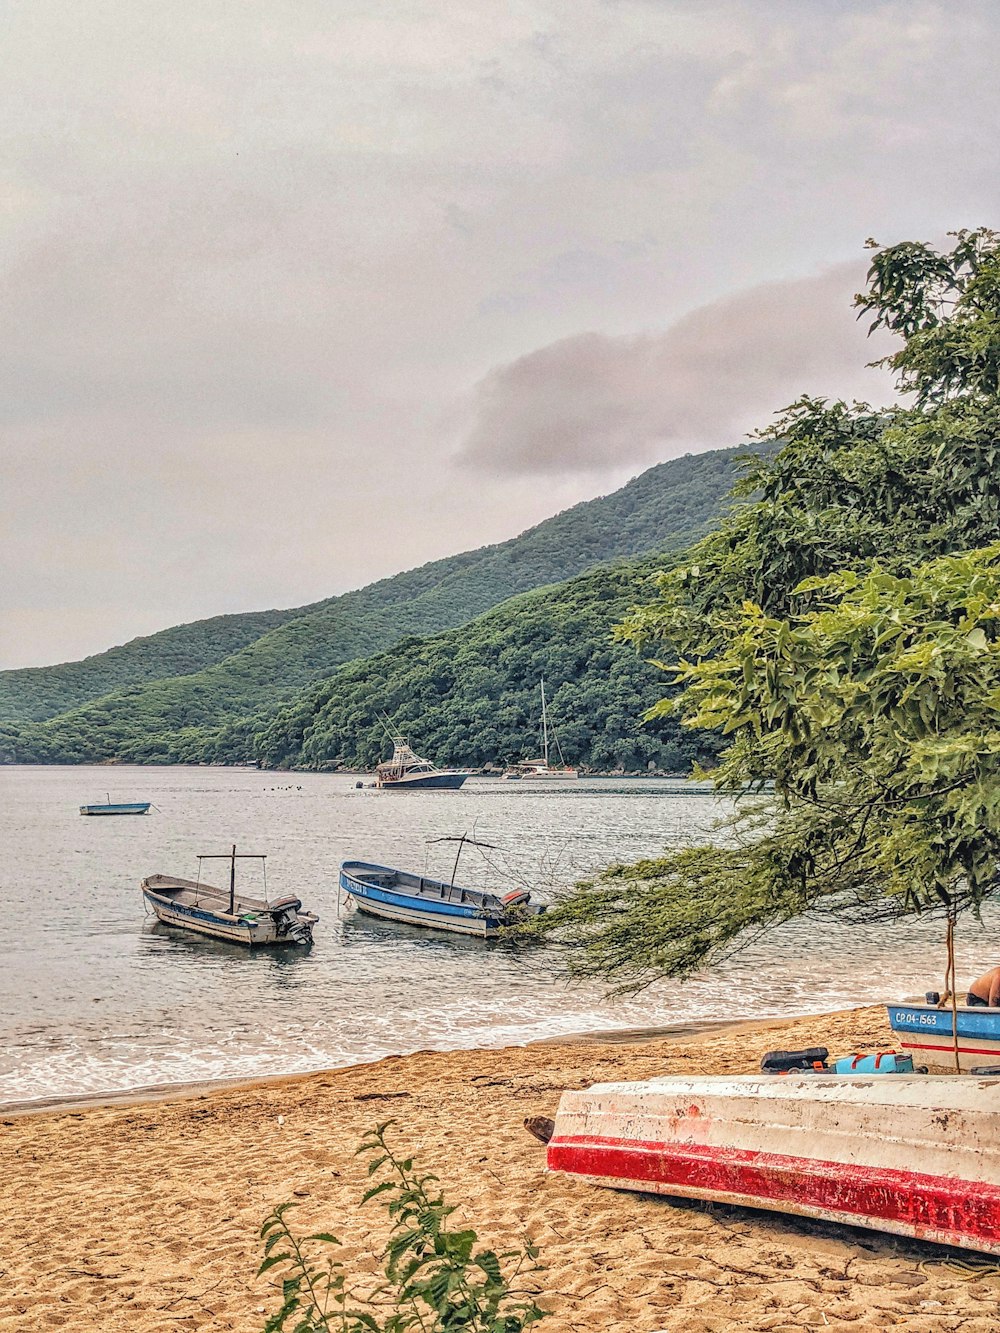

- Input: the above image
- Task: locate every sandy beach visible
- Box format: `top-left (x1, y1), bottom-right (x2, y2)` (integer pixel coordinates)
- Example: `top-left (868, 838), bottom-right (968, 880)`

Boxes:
top-left (5, 1005), bottom-right (999, 1332)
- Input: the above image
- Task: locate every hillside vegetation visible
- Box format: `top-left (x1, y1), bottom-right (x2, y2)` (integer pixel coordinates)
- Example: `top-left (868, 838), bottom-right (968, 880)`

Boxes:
top-left (249, 556), bottom-right (721, 773)
top-left (2, 445), bottom-right (753, 764)
top-left (0, 607), bottom-right (302, 724)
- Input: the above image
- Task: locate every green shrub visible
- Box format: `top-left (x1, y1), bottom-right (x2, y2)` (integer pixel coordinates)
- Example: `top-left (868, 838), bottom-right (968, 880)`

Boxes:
top-left (259, 1122), bottom-right (546, 1332)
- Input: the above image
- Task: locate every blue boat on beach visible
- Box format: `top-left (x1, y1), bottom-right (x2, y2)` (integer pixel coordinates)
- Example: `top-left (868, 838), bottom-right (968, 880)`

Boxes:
top-left (80, 797), bottom-right (151, 816)
top-left (887, 1001), bottom-right (1000, 1070)
top-left (339, 859), bottom-right (543, 937)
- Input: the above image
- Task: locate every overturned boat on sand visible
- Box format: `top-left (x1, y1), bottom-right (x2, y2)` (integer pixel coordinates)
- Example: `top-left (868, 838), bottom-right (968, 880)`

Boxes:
top-left (542, 1073), bottom-right (1000, 1256)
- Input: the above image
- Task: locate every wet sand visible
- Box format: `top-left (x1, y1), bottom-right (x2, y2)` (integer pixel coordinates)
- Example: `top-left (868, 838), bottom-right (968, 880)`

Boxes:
top-left (5, 1005), bottom-right (999, 1332)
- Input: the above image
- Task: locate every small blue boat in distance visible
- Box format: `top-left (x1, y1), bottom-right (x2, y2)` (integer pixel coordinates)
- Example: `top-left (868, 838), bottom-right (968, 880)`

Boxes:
top-left (81, 793), bottom-right (151, 816)
top-left (339, 859), bottom-right (543, 937)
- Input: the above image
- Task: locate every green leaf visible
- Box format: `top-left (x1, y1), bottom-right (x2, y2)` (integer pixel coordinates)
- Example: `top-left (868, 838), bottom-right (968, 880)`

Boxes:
top-left (257, 1252), bottom-right (291, 1276)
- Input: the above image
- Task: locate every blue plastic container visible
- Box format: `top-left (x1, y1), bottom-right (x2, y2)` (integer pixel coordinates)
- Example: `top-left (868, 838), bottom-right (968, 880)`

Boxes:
top-left (830, 1051), bottom-right (914, 1074)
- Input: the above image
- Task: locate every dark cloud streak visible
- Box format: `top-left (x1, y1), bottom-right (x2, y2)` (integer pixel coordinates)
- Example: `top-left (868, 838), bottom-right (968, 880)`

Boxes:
top-left (458, 264), bottom-right (897, 475)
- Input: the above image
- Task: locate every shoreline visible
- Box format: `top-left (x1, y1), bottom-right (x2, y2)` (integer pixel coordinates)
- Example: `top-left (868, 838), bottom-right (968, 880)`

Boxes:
top-left (0, 1011), bottom-right (834, 1119)
top-left (6, 1002), bottom-right (998, 1332)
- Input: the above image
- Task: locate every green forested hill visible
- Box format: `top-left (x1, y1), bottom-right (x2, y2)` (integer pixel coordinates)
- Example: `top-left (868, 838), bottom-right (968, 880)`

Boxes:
top-left (2, 445), bottom-right (754, 764)
top-left (0, 607), bottom-right (303, 724)
top-left (248, 556), bottom-right (722, 773)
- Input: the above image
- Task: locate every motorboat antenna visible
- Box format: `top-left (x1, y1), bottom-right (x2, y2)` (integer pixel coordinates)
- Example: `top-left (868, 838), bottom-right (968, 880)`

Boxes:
top-left (540, 679), bottom-right (549, 767)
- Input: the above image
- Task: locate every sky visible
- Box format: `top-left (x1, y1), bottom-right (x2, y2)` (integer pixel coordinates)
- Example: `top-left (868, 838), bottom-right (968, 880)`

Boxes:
top-left (2, 1), bottom-right (998, 669)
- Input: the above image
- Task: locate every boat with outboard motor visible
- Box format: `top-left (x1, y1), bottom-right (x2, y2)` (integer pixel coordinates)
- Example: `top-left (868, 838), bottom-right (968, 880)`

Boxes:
top-left (541, 1072), bottom-right (1000, 1256)
top-left (339, 858), bottom-right (542, 936)
top-left (142, 846), bottom-right (317, 946)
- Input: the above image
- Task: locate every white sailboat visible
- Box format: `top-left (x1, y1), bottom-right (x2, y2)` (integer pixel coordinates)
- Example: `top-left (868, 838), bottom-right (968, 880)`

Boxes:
top-left (505, 680), bottom-right (578, 780)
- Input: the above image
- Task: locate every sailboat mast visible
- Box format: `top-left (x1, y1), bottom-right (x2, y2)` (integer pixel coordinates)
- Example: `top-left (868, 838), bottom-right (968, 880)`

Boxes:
top-left (229, 844), bottom-right (237, 916)
top-left (540, 679), bottom-right (549, 767)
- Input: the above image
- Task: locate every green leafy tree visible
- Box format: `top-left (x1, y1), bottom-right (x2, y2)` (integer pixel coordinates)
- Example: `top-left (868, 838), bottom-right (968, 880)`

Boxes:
top-left (527, 229), bottom-right (1000, 988)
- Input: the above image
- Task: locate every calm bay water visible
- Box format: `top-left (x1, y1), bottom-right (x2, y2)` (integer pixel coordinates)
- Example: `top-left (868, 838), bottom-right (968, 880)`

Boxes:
top-left (2, 764), bottom-right (995, 1107)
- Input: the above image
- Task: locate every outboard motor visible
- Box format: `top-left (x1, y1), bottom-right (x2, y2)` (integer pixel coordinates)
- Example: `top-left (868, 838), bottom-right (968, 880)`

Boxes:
top-left (270, 896), bottom-right (315, 945)
top-left (501, 889), bottom-right (532, 911)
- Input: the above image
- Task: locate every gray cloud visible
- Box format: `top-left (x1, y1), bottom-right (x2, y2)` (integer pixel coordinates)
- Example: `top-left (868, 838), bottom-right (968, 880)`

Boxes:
top-left (457, 263), bottom-right (896, 474)
top-left (1, 0), bottom-right (998, 666)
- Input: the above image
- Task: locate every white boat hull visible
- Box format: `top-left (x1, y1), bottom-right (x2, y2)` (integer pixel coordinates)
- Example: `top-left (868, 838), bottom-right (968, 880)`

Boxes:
top-left (144, 893), bottom-right (269, 943)
top-left (888, 1002), bottom-right (1000, 1070)
top-left (348, 895), bottom-right (493, 937)
top-left (547, 1075), bottom-right (1000, 1255)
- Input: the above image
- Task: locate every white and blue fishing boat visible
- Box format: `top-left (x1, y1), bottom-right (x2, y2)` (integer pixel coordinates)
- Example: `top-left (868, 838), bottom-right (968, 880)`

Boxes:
top-left (887, 1001), bottom-right (1000, 1070)
top-left (142, 846), bottom-right (318, 947)
top-left (339, 859), bottom-right (542, 937)
top-left (81, 794), bottom-right (151, 816)
top-left (374, 737), bottom-right (469, 790)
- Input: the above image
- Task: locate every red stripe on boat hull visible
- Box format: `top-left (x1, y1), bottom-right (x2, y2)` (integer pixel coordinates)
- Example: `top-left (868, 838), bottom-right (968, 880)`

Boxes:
top-left (899, 1040), bottom-right (1000, 1056)
top-left (548, 1135), bottom-right (1000, 1254)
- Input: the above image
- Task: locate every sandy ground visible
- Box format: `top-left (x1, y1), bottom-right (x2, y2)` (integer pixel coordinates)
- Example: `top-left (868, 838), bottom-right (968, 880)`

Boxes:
top-left (5, 1006), bottom-right (1000, 1332)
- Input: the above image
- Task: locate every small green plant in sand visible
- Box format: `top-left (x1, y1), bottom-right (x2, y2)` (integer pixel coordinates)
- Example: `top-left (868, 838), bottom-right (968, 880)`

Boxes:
top-left (258, 1121), bottom-right (546, 1332)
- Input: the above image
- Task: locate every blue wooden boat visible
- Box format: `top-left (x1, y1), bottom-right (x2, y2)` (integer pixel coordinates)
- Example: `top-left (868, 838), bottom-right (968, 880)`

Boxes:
top-left (142, 846), bottom-right (317, 947)
top-left (887, 1002), bottom-right (1000, 1070)
top-left (339, 859), bottom-right (543, 937)
top-left (81, 797), bottom-right (151, 816)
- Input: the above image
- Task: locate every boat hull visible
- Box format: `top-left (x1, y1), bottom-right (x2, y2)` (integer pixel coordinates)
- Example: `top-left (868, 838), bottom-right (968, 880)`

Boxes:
top-left (547, 1075), bottom-right (1000, 1256)
top-left (887, 1002), bottom-right (1000, 1070)
top-left (141, 875), bottom-right (316, 947)
top-left (347, 893), bottom-right (494, 936)
top-left (143, 889), bottom-right (274, 944)
top-left (81, 803), bottom-right (151, 815)
top-left (376, 772), bottom-right (468, 790)
top-left (339, 861), bottom-right (515, 937)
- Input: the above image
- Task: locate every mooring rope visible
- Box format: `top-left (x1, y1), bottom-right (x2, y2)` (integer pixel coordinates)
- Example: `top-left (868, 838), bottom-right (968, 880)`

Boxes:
top-left (945, 912), bottom-right (961, 1075)
top-left (920, 1257), bottom-right (1000, 1280)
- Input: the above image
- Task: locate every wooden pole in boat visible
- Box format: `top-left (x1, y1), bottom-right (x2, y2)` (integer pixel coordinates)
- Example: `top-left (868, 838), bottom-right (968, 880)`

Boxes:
top-left (947, 910), bottom-right (961, 1076)
top-left (197, 850), bottom-right (265, 915)
top-left (427, 834), bottom-right (499, 889)
top-left (449, 834), bottom-right (467, 889)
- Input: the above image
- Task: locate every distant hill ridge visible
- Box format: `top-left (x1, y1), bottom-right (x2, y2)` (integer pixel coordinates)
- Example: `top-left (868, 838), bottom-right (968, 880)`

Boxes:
top-left (0, 607), bottom-right (304, 725)
top-left (250, 554), bottom-right (723, 775)
top-left (1, 444), bottom-right (756, 763)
